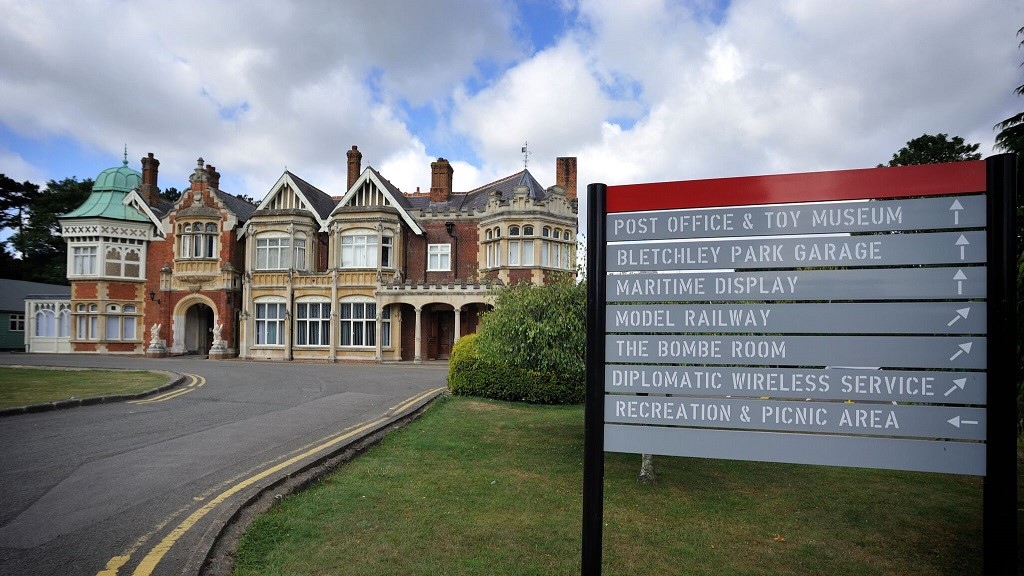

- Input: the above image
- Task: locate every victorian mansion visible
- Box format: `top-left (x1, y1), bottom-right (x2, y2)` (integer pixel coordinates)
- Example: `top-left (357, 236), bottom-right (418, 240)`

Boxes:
top-left (28, 147), bottom-right (578, 362)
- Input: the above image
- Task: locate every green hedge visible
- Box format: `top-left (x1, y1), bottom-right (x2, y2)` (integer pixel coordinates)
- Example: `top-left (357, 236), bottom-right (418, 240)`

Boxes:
top-left (447, 333), bottom-right (583, 405)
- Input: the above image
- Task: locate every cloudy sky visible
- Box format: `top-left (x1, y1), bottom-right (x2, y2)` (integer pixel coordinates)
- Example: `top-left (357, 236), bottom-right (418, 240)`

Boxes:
top-left (1, 0), bottom-right (1020, 236)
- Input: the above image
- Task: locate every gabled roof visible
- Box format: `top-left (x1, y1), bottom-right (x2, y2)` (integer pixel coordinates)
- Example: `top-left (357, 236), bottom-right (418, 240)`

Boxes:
top-left (0, 279), bottom-right (70, 312)
top-left (123, 190), bottom-right (166, 236)
top-left (332, 167), bottom-right (423, 235)
top-left (244, 172), bottom-right (337, 236)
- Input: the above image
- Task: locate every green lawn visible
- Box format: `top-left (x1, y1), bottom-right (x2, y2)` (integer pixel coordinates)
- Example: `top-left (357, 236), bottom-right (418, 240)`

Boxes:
top-left (233, 395), bottom-right (984, 576)
top-left (0, 366), bottom-right (170, 409)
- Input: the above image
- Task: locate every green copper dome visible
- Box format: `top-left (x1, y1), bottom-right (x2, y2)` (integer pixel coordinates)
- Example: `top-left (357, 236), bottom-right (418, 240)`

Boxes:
top-left (93, 159), bottom-right (142, 193)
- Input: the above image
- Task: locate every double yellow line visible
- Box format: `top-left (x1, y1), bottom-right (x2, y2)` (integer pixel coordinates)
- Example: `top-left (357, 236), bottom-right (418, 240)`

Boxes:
top-left (100, 386), bottom-right (445, 576)
top-left (127, 374), bottom-right (205, 405)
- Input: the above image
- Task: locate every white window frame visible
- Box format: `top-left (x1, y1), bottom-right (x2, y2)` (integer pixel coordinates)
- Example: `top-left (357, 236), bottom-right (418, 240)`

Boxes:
top-left (9, 313), bottom-right (25, 332)
top-left (256, 234), bottom-right (304, 270)
top-left (508, 240), bottom-right (520, 266)
top-left (254, 299), bottom-right (287, 345)
top-left (381, 234), bottom-right (394, 268)
top-left (72, 246), bottom-right (98, 276)
top-left (427, 243), bottom-right (451, 271)
top-left (339, 298), bottom-right (376, 347)
top-left (295, 299), bottom-right (331, 347)
top-left (341, 231), bottom-right (378, 268)
top-left (76, 303), bottom-right (99, 340)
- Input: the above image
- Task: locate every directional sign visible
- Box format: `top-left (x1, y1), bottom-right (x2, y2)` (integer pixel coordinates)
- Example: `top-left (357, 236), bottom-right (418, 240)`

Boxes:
top-left (608, 230), bottom-right (986, 272)
top-left (607, 195), bottom-right (986, 241)
top-left (606, 335), bottom-right (987, 369)
top-left (603, 425), bottom-right (986, 475)
top-left (605, 396), bottom-right (986, 440)
top-left (607, 267), bottom-right (986, 301)
top-left (607, 302), bottom-right (986, 334)
top-left (604, 365), bottom-right (986, 405)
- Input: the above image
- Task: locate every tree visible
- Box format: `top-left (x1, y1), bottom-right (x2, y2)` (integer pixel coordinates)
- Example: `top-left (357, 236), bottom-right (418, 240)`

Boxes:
top-left (994, 27), bottom-right (1024, 161)
top-left (160, 187), bottom-right (181, 203)
top-left (475, 274), bottom-right (586, 382)
top-left (992, 26), bottom-right (1024, 436)
top-left (0, 174), bottom-right (42, 269)
top-left (881, 133), bottom-right (981, 167)
top-left (7, 177), bottom-right (92, 284)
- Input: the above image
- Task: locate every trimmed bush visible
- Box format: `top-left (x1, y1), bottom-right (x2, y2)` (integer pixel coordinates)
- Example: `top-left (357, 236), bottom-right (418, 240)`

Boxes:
top-left (447, 332), bottom-right (583, 404)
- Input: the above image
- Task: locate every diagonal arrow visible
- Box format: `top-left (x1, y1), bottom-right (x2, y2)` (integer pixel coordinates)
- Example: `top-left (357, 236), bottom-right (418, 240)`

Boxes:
top-left (949, 199), bottom-right (963, 225)
top-left (949, 342), bottom-right (973, 362)
top-left (944, 378), bottom-right (967, 397)
top-left (947, 307), bottom-right (971, 326)
top-left (953, 269), bottom-right (967, 295)
top-left (955, 234), bottom-right (969, 260)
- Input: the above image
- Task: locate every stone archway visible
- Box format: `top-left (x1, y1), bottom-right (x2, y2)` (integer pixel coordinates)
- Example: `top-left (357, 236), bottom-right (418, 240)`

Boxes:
top-left (184, 303), bottom-right (215, 354)
top-left (170, 295), bottom-right (218, 355)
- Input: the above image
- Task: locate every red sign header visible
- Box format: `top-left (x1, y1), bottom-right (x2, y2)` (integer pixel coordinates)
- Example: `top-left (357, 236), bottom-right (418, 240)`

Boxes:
top-left (606, 160), bottom-right (986, 213)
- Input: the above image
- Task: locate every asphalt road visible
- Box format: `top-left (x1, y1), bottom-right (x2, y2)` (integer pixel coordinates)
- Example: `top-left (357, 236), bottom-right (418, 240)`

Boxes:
top-left (0, 353), bottom-right (449, 576)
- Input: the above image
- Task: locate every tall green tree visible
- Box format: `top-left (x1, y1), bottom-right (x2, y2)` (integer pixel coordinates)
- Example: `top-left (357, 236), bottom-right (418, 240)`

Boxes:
top-left (992, 26), bottom-right (1024, 436)
top-left (882, 133), bottom-right (981, 167)
top-left (7, 177), bottom-right (92, 284)
top-left (475, 274), bottom-right (586, 382)
top-left (0, 174), bottom-right (42, 269)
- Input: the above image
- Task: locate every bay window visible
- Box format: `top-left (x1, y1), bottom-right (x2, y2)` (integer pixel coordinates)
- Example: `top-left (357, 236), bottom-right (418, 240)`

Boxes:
top-left (255, 300), bottom-right (287, 345)
top-left (339, 299), bottom-right (376, 347)
top-left (296, 300), bottom-right (331, 346)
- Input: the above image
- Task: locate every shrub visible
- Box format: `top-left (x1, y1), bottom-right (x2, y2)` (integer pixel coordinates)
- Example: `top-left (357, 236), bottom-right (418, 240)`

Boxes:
top-left (447, 332), bottom-right (583, 404)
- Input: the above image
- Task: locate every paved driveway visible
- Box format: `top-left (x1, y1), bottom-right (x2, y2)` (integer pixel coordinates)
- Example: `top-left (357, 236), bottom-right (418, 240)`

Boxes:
top-left (0, 353), bottom-right (449, 576)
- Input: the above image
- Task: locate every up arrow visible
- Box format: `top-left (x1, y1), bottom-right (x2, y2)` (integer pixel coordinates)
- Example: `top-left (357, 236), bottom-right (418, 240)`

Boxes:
top-left (953, 269), bottom-right (967, 295)
top-left (947, 307), bottom-right (971, 326)
top-left (948, 415), bottom-right (980, 428)
top-left (955, 234), bottom-right (970, 260)
top-left (949, 199), bottom-right (964, 225)
top-left (949, 342), bottom-right (973, 362)
top-left (944, 378), bottom-right (967, 397)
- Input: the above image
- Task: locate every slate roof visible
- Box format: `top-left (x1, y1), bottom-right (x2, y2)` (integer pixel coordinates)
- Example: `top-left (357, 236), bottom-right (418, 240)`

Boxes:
top-left (284, 171), bottom-right (338, 219)
top-left (215, 190), bottom-right (257, 223)
top-left (404, 169), bottom-right (548, 213)
top-left (0, 279), bottom-right (70, 312)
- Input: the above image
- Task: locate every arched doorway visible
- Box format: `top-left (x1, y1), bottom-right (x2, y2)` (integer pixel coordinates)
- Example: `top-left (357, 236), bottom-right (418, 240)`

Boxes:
top-left (183, 302), bottom-right (215, 355)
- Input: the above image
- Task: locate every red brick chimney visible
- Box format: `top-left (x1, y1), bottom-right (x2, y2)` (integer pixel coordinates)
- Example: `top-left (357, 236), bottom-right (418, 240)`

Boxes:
top-left (556, 157), bottom-right (577, 200)
top-left (347, 145), bottom-right (362, 190)
top-left (430, 157), bottom-right (453, 202)
top-left (139, 152), bottom-right (160, 205)
top-left (206, 164), bottom-right (220, 190)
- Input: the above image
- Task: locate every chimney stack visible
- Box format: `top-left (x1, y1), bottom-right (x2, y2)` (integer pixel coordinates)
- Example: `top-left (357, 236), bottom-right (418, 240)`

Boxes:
top-left (430, 157), bottom-right (453, 203)
top-left (139, 152), bottom-right (160, 205)
top-left (206, 164), bottom-right (220, 190)
top-left (347, 145), bottom-right (362, 190)
top-left (556, 157), bottom-right (577, 200)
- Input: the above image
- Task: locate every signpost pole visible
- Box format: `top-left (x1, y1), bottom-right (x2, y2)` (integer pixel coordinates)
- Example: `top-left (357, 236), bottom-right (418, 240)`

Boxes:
top-left (582, 183), bottom-right (607, 576)
top-left (983, 153), bottom-right (1016, 575)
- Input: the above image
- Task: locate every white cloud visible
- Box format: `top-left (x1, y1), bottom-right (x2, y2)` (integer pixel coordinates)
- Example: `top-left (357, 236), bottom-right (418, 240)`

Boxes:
top-left (0, 0), bottom-right (1018, 232)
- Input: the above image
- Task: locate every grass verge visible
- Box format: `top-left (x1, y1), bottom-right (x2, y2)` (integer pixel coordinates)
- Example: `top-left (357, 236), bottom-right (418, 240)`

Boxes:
top-left (0, 366), bottom-right (170, 409)
top-left (232, 396), bottom-right (983, 576)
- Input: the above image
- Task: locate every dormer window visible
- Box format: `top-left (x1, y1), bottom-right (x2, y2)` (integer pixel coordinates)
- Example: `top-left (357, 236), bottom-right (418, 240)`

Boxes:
top-left (178, 222), bottom-right (218, 259)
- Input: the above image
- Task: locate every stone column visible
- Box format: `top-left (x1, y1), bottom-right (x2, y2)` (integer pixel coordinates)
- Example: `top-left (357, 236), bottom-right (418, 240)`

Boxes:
top-left (413, 306), bottom-right (422, 364)
top-left (453, 306), bottom-right (461, 343)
